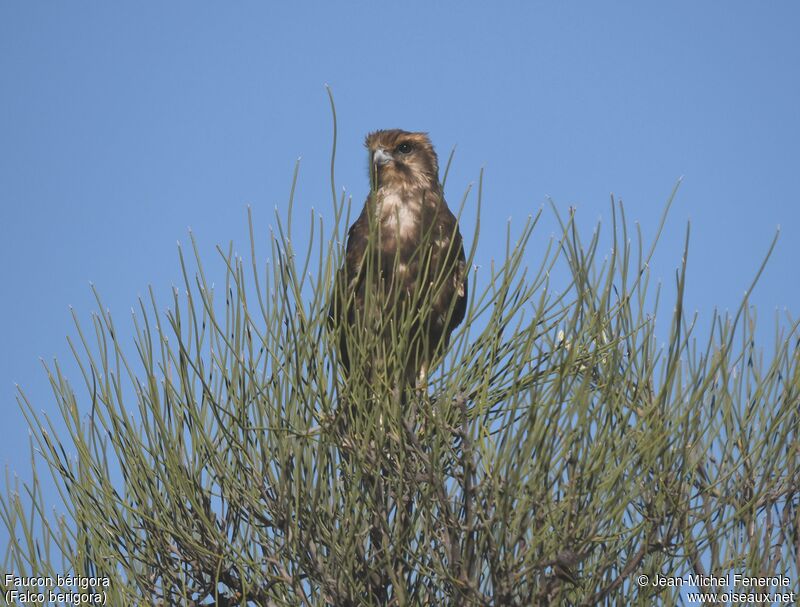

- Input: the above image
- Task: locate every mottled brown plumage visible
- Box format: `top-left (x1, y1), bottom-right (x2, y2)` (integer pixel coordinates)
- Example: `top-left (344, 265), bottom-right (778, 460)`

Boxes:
top-left (330, 129), bottom-right (468, 389)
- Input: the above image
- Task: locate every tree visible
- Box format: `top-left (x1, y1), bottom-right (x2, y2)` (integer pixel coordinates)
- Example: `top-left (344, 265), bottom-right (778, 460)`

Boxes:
top-left (2, 124), bottom-right (798, 606)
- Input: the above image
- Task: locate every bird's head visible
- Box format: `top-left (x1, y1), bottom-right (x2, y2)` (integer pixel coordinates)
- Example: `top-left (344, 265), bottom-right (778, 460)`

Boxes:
top-left (365, 129), bottom-right (439, 190)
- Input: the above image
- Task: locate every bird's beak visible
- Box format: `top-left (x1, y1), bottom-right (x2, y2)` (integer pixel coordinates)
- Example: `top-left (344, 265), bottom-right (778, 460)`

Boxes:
top-left (372, 148), bottom-right (393, 166)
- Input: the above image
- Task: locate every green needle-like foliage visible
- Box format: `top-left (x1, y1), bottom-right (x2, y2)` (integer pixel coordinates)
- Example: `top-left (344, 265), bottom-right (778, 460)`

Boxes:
top-left (2, 122), bottom-right (798, 606)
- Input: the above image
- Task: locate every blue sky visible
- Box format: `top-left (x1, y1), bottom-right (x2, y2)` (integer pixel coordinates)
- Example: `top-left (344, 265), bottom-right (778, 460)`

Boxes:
top-left (1, 1), bottom-right (798, 519)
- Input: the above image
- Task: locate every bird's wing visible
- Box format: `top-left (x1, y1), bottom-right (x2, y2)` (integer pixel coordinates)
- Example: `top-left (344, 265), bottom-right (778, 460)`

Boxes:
top-left (438, 203), bottom-right (468, 331)
top-left (329, 203), bottom-right (370, 323)
top-left (451, 226), bottom-right (468, 330)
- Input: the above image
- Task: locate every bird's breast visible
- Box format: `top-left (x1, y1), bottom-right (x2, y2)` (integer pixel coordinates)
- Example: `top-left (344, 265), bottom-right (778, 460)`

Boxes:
top-left (376, 189), bottom-right (419, 242)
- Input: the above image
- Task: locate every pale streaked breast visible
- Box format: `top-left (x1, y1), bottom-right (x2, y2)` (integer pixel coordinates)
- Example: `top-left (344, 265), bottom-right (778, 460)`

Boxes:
top-left (376, 189), bottom-right (419, 240)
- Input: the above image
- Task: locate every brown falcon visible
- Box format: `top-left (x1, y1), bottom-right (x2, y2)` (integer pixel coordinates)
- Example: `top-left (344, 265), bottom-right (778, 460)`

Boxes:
top-left (330, 129), bottom-right (468, 391)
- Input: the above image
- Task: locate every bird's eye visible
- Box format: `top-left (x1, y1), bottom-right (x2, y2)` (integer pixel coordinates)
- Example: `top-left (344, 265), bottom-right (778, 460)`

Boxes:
top-left (396, 142), bottom-right (413, 154)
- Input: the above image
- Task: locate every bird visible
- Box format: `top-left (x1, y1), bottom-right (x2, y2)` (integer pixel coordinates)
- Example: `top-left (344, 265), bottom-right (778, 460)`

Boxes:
top-left (329, 129), bottom-right (468, 395)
